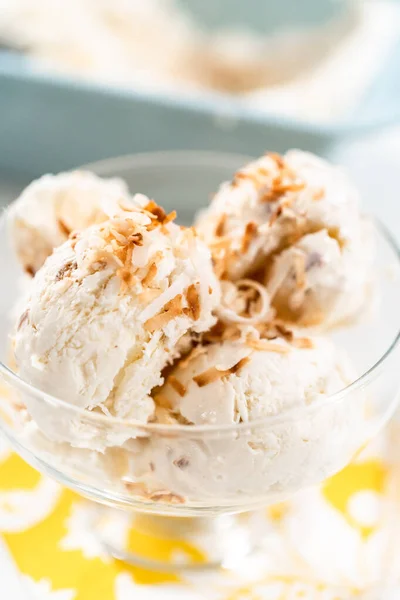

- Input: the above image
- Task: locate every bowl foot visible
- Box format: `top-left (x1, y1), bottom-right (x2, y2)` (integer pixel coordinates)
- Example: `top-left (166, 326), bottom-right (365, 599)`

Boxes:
top-left (96, 509), bottom-right (267, 571)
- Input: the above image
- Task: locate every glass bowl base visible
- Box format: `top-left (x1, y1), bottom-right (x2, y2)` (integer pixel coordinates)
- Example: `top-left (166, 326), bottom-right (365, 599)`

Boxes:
top-left (95, 509), bottom-right (268, 571)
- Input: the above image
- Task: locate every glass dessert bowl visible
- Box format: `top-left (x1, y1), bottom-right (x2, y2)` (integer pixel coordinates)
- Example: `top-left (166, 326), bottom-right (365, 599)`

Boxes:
top-left (1, 151), bottom-right (400, 570)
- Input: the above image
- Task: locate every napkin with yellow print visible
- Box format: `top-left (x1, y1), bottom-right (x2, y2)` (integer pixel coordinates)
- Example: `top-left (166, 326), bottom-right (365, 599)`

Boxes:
top-left (1, 421), bottom-right (400, 600)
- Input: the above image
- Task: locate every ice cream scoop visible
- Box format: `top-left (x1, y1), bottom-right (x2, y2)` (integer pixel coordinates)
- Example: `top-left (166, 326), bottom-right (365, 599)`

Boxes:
top-left (196, 149), bottom-right (372, 327)
top-left (126, 325), bottom-right (362, 503)
top-left (14, 198), bottom-right (220, 447)
top-left (158, 327), bottom-right (352, 424)
top-left (7, 170), bottom-right (131, 276)
top-left (266, 228), bottom-right (373, 327)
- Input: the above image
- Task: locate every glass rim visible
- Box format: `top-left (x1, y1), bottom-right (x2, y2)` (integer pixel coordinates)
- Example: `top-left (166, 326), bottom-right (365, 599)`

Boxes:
top-left (1, 151), bottom-right (399, 435)
top-left (82, 150), bottom-right (255, 176)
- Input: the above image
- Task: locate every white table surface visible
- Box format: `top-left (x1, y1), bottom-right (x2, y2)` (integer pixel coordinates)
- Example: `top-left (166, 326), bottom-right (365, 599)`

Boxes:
top-left (2, 128), bottom-right (400, 598)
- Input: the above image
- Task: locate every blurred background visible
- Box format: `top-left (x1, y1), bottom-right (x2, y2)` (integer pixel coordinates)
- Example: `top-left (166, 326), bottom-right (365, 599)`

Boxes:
top-left (0, 0), bottom-right (400, 230)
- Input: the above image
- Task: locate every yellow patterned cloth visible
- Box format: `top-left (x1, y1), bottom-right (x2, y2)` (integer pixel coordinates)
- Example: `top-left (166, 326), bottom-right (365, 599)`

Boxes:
top-left (1, 424), bottom-right (400, 600)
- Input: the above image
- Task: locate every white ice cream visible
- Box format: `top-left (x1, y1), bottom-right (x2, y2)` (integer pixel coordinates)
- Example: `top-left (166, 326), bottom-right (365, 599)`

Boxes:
top-left (127, 328), bottom-right (363, 504)
top-left (8, 170), bottom-right (130, 275)
top-left (161, 333), bottom-right (350, 424)
top-left (14, 199), bottom-right (220, 448)
top-left (196, 150), bottom-right (372, 327)
top-left (7, 151), bottom-right (372, 506)
top-left (266, 228), bottom-right (373, 327)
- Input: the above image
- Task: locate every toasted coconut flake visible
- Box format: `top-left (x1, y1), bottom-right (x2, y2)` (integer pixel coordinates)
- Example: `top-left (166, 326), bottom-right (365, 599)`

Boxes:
top-left (229, 356), bottom-right (250, 374)
top-left (24, 265), bottom-right (35, 277)
top-left (257, 328), bottom-right (277, 341)
top-left (300, 311), bottom-right (325, 326)
top-left (117, 268), bottom-right (136, 291)
top-left (111, 239), bottom-right (122, 255)
top-left (241, 222), bottom-right (258, 253)
top-left (293, 253), bottom-right (306, 288)
top-left (209, 236), bottom-right (232, 250)
top-left (113, 243), bottom-right (138, 287)
top-left (232, 171), bottom-right (248, 186)
top-left (145, 220), bottom-right (159, 232)
top-left (186, 284), bottom-right (201, 321)
top-left (182, 226), bottom-right (198, 240)
top-left (12, 400), bottom-right (27, 413)
top-left (193, 366), bottom-right (227, 387)
top-left (57, 218), bottom-right (71, 236)
top-left (69, 230), bottom-right (80, 248)
top-left (17, 309), bottom-right (29, 331)
top-left (231, 169), bottom-right (268, 188)
top-left (138, 288), bottom-right (162, 303)
top-left (268, 152), bottom-right (285, 168)
top-left (124, 243), bottom-right (134, 267)
top-left (168, 375), bottom-right (186, 397)
top-left (144, 201), bottom-right (176, 230)
top-left (262, 181), bottom-right (305, 203)
top-left (287, 228), bottom-right (306, 247)
top-left (128, 232), bottom-right (144, 246)
top-left (163, 210), bottom-right (177, 225)
top-left (313, 188), bottom-right (325, 201)
top-left (269, 204), bottom-right (283, 225)
top-left (89, 258), bottom-right (108, 274)
top-left (218, 279), bottom-right (272, 325)
top-left (144, 294), bottom-right (183, 332)
top-left (215, 213), bottom-right (227, 237)
top-left (261, 189), bottom-right (281, 203)
top-left (145, 201), bottom-right (176, 224)
top-left (292, 337), bottom-right (314, 349)
top-left (213, 258), bottom-right (227, 280)
top-left (55, 260), bottom-right (77, 282)
top-left (142, 262), bottom-right (158, 287)
top-left (91, 245), bottom-right (122, 268)
top-left (193, 356), bottom-right (249, 387)
top-left (274, 322), bottom-right (294, 342)
top-left (109, 227), bottom-right (127, 244)
top-left (153, 394), bottom-right (173, 410)
top-left (246, 339), bottom-right (289, 353)
top-left (144, 200), bottom-right (166, 220)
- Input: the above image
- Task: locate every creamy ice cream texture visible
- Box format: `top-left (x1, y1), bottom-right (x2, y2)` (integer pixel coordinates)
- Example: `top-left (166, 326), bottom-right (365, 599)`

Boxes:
top-left (196, 149), bottom-right (372, 327)
top-left (8, 170), bottom-right (131, 276)
top-left (8, 151), bottom-right (372, 503)
top-left (266, 227), bottom-right (373, 327)
top-left (14, 324), bottom-right (363, 506)
top-left (157, 329), bottom-right (351, 425)
top-left (14, 198), bottom-right (220, 445)
top-left (127, 326), bottom-right (361, 503)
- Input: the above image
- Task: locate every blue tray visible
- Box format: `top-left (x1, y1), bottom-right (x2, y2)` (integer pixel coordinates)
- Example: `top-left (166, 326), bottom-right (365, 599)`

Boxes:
top-left (0, 36), bottom-right (400, 179)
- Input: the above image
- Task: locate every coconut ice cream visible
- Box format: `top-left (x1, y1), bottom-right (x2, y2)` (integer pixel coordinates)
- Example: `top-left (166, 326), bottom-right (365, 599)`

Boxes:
top-left (7, 153), bottom-right (372, 506)
top-left (13, 198), bottom-right (220, 447)
top-left (125, 325), bottom-right (363, 505)
top-left (196, 150), bottom-right (372, 327)
top-left (8, 170), bottom-right (131, 276)
top-left (266, 228), bottom-right (372, 327)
